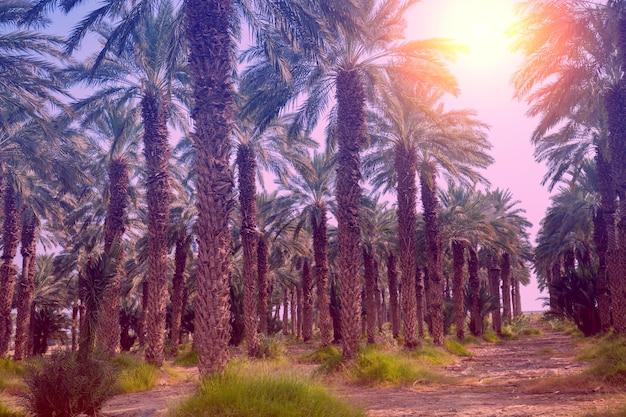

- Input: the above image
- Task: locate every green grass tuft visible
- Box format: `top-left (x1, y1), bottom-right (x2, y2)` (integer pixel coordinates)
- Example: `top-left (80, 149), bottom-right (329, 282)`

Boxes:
top-left (173, 349), bottom-right (198, 367)
top-left (167, 372), bottom-right (364, 417)
top-left (581, 337), bottom-right (626, 386)
top-left (444, 338), bottom-right (471, 357)
top-left (482, 330), bottom-right (501, 343)
top-left (302, 345), bottom-right (343, 374)
top-left (0, 358), bottom-right (27, 395)
top-left (116, 363), bottom-right (159, 393)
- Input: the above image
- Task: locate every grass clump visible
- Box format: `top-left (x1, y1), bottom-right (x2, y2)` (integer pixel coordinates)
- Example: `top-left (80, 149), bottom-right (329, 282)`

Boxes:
top-left (173, 349), bottom-right (198, 367)
top-left (301, 345), bottom-right (343, 374)
top-left (444, 338), bottom-right (471, 357)
top-left (20, 351), bottom-right (118, 417)
top-left (0, 358), bottom-right (26, 395)
top-left (580, 337), bottom-right (626, 386)
top-left (167, 371), bottom-right (364, 417)
top-left (258, 334), bottom-right (286, 360)
top-left (116, 363), bottom-right (159, 393)
top-left (482, 330), bottom-right (501, 343)
top-left (0, 403), bottom-right (25, 417)
top-left (411, 344), bottom-right (454, 367)
top-left (350, 346), bottom-right (444, 386)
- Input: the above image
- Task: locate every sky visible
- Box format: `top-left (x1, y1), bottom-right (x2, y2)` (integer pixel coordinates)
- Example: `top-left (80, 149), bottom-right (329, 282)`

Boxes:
top-left (406, 0), bottom-right (551, 311)
top-left (44, 0), bottom-right (551, 311)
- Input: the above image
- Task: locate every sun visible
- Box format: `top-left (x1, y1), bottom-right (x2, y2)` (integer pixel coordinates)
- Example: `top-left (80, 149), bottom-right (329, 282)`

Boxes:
top-left (436, 0), bottom-right (517, 70)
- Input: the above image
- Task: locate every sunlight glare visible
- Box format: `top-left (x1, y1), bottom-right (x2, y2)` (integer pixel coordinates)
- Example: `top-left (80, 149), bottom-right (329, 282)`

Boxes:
top-left (439, 0), bottom-right (516, 70)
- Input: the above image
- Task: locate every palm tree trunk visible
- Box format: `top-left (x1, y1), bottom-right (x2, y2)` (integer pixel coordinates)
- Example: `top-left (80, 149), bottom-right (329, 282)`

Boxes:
top-left (187, 0), bottom-right (235, 376)
top-left (311, 205), bottom-right (332, 346)
top-left (363, 247), bottom-right (376, 344)
top-left (420, 166), bottom-right (445, 345)
top-left (14, 213), bottom-right (38, 360)
top-left (336, 68), bottom-right (366, 359)
top-left (296, 285), bottom-right (303, 339)
top-left (282, 286), bottom-right (289, 335)
top-left (468, 246), bottom-right (482, 336)
top-left (595, 145), bottom-right (616, 331)
top-left (170, 237), bottom-right (189, 356)
top-left (488, 254), bottom-right (502, 335)
top-left (0, 180), bottom-right (20, 356)
top-left (416, 266), bottom-right (425, 338)
top-left (374, 259), bottom-right (382, 333)
top-left (98, 157), bottom-right (129, 358)
top-left (142, 90), bottom-right (172, 367)
top-left (237, 144), bottom-right (260, 357)
top-left (452, 240), bottom-right (465, 340)
top-left (290, 285), bottom-right (296, 335)
top-left (139, 280), bottom-right (148, 347)
top-left (500, 253), bottom-right (512, 326)
top-left (387, 253), bottom-right (400, 339)
top-left (394, 144), bottom-right (419, 347)
top-left (514, 278), bottom-right (522, 316)
top-left (257, 236), bottom-right (269, 335)
top-left (302, 259), bottom-right (313, 342)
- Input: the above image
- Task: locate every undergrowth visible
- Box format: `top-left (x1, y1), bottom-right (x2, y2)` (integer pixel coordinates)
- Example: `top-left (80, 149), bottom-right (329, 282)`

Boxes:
top-left (0, 403), bottom-right (24, 417)
top-left (0, 358), bottom-right (26, 395)
top-left (167, 370), bottom-right (364, 417)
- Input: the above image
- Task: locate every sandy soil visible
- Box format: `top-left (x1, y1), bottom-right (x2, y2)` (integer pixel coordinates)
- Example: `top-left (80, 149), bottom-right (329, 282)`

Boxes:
top-left (4, 325), bottom-right (625, 417)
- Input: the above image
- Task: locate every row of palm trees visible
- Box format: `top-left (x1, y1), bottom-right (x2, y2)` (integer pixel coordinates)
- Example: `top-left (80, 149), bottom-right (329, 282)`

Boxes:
top-left (0, 0), bottom-right (538, 378)
top-left (513, 0), bottom-right (626, 335)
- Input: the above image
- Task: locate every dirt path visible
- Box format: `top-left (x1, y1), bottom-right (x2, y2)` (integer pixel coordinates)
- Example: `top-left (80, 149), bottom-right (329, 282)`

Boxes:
top-left (338, 329), bottom-right (619, 417)
top-left (97, 328), bottom-right (624, 416)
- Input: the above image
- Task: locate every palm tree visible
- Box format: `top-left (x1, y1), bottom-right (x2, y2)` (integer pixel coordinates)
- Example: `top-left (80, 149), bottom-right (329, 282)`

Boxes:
top-left (512, 0), bottom-right (624, 332)
top-left (366, 82), bottom-right (492, 345)
top-left (67, 0), bottom-right (189, 365)
top-left (271, 151), bottom-right (335, 346)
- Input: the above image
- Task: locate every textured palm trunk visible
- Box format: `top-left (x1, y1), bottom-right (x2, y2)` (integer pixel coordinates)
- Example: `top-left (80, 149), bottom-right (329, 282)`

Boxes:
top-left (97, 157), bottom-right (129, 358)
top-left (138, 280), bottom-right (148, 347)
top-left (514, 278), bottom-right (522, 316)
top-left (282, 286), bottom-right (290, 335)
top-left (311, 205), bottom-right (332, 346)
top-left (257, 236), bottom-right (269, 335)
top-left (607, 16), bottom-right (626, 334)
top-left (394, 143), bottom-right (419, 347)
top-left (14, 214), bottom-right (38, 360)
top-left (420, 166), bottom-right (444, 345)
top-left (374, 259), bottom-right (382, 333)
top-left (387, 253), bottom-right (400, 339)
top-left (296, 285), bottom-right (303, 339)
top-left (290, 286), bottom-right (296, 335)
top-left (487, 254), bottom-right (502, 335)
top-left (468, 246), bottom-right (482, 336)
top-left (169, 237), bottom-right (189, 356)
top-left (362, 248), bottom-right (376, 344)
top-left (0, 181), bottom-right (19, 356)
top-left (71, 300), bottom-right (79, 352)
top-left (187, 0), bottom-right (235, 376)
top-left (237, 144), bottom-right (260, 357)
top-left (500, 253), bottom-right (512, 325)
top-left (336, 68), bottom-right (366, 359)
top-left (452, 240), bottom-right (465, 340)
top-left (142, 90), bottom-right (172, 367)
top-left (302, 259), bottom-right (313, 342)
top-left (593, 151), bottom-right (611, 331)
top-left (416, 267), bottom-right (425, 338)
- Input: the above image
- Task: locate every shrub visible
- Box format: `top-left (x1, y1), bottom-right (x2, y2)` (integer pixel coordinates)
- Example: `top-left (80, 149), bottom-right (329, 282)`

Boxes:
top-left (0, 358), bottom-right (26, 395)
top-left (0, 403), bottom-right (25, 417)
top-left (302, 345), bottom-right (343, 374)
top-left (259, 334), bottom-right (286, 360)
top-left (20, 351), bottom-right (118, 417)
top-left (167, 372), bottom-right (364, 417)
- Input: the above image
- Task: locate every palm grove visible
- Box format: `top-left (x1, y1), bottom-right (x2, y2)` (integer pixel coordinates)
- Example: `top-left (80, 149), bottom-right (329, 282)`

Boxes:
top-left (0, 0), bottom-right (620, 378)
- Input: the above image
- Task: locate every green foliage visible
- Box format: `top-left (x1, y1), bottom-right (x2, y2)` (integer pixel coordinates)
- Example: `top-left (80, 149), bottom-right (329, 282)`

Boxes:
top-left (116, 363), bottom-right (159, 394)
top-left (411, 345), bottom-right (454, 367)
top-left (443, 338), bottom-right (471, 357)
top-left (581, 336), bottom-right (626, 386)
top-left (167, 372), bottom-right (364, 417)
top-left (482, 330), bottom-right (501, 343)
top-left (0, 404), bottom-right (25, 417)
top-left (173, 349), bottom-right (198, 367)
top-left (460, 335), bottom-right (481, 345)
top-left (20, 351), bottom-right (118, 417)
top-left (350, 347), bottom-right (443, 386)
top-left (542, 316), bottom-right (583, 337)
top-left (301, 345), bottom-right (343, 374)
top-left (259, 334), bottom-right (286, 360)
top-left (0, 358), bottom-right (27, 395)
top-left (500, 327), bottom-right (519, 340)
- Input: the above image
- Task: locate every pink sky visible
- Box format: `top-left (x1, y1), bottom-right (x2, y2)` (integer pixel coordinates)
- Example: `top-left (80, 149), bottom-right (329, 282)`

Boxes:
top-left (407, 0), bottom-right (551, 311)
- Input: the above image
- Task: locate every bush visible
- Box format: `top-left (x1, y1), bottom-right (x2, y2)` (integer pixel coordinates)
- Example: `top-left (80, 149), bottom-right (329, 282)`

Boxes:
top-left (167, 372), bottom-right (364, 417)
top-left (301, 345), bottom-right (343, 374)
top-left (20, 351), bottom-right (118, 417)
top-left (0, 403), bottom-right (25, 417)
top-left (259, 334), bottom-right (286, 360)
top-left (0, 358), bottom-right (26, 395)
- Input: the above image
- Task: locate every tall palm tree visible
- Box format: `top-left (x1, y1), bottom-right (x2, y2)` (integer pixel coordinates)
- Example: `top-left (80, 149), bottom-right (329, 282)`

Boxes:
top-left (271, 151), bottom-right (335, 346)
top-left (245, 0), bottom-right (460, 359)
top-left (513, 0), bottom-right (624, 332)
top-left (67, 0), bottom-right (189, 365)
top-left (366, 82), bottom-right (492, 345)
